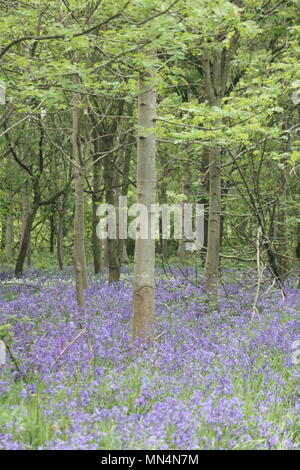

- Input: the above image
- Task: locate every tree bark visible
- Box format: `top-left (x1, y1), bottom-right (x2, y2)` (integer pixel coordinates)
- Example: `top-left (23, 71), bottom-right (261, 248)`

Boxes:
top-left (201, 35), bottom-right (239, 291)
top-left (204, 145), bottom-right (221, 290)
top-left (5, 192), bottom-right (14, 262)
top-left (72, 77), bottom-right (88, 306)
top-left (15, 199), bottom-right (38, 276)
top-left (276, 176), bottom-right (289, 279)
top-left (202, 48), bottom-right (223, 292)
top-left (177, 163), bottom-right (192, 261)
top-left (132, 50), bottom-right (157, 342)
top-left (159, 153), bottom-right (168, 261)
top-left (118, 106), bottom-right (134, 266)
top-left (56, 194), bottom-right (65, 270)
top-left (49, 212), bottom-right (55, 253)
top-left (92, 133), bottom-right (103, 274)
top-left (199, 148), bottom-right (209, 267)
top-left (22, 189), bottom-right (32, 268)
top-left (103, 139), bottom-right (121, 282)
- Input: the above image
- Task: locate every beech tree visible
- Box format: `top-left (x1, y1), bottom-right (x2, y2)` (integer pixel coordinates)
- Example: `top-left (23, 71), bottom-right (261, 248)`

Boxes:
top-left (131, 50), bottom-right (157, 341)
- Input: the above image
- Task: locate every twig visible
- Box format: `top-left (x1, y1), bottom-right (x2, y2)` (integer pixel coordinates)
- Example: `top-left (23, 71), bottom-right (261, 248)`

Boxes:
top-left (57, 328), bottom-right (87, 358)
top-left (252, 226), bottom-right (263, 319)
top-left (1, 337), bottom-right (28, 384)
top-left (154, 331), bottom-right (166, 341)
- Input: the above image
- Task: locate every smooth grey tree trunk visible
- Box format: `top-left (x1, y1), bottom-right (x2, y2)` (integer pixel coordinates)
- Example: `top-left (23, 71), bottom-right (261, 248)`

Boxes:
top-left (72, 77), bottom-right (88, 307)
top-left (177, 163), bottom-right (192, 261)
top-left (103, 139), bottom-right (121, 282)
top-left (202, 50), bottom-right (223, 292)
top-left (132, 51), bottom-right (157, 342)
top-left (118, 105), bottom-right (134, 265)
top-left (92, 134), bottom-right (103, 275)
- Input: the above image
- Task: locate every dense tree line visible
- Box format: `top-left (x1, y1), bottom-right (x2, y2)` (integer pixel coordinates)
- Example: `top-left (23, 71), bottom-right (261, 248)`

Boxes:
top-left (0, 0), bottom-right (299, 339)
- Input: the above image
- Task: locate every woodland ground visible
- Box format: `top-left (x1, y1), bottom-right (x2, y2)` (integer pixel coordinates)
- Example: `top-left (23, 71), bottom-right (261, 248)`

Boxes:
top-left (0, 267), bottom-right (299, 450)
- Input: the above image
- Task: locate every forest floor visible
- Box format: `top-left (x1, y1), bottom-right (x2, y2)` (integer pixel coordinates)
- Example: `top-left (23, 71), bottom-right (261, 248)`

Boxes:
top-left (0, 268), bottom-right (299, 450)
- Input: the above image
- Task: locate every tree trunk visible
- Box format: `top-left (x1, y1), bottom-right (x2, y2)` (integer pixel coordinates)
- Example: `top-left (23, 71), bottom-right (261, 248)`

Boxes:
top-left (49, 212), bottom-right (55, 253)
top-left (1, 218), bottom-right (6, 251)
top-left (92, 201), bottom-right (103, 274)
top-left (276, 132), bottom-right (290, 280)
top-left (199, 149), bottom-right (209, 267)
top-left (296, 228), bottom-right (300, 263)
top-left (159, 181), bottom-right (168, 261)
top-left (201, 35), bottom-right (239, 291)
top-left (15, 201), bottom-right (38, 276)
top-left (56, 194), bottom-right (65, 270)
top-left (103, 140), bottom-right (121, 282)
top-left (21, 189), bottom-right (32, 268)
top-left (103, 239), bottom-right (109, 267)
top-left (132, 50), bottom-right (157, 342)
top-left (72, 79), bottom-right (88, 307)
top-left (15, 188), bottom-right (34, 275)
top-left (202, 48), bottom-right (223, 292)
top-left (118, 106), bottom-right (134, 266)
top-left (177, 163), bottom-right (192, 261)
top-left (92, 129), bottom-right (103, 275)
top-left (5, 192), bottom-right (14, 262)
top-left (276, 178), bottom-right (289, 279)
top-left (119, 240), bottom-right (129, 263)
top-left (204, 145), bottom-right (221, 290)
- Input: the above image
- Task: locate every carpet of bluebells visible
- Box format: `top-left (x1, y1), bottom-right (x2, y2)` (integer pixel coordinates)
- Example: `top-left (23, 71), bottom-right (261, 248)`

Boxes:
top-left (0, 267), bottom-right (299, 450)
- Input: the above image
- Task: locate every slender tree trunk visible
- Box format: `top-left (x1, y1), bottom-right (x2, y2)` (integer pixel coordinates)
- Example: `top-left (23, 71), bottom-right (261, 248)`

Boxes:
top-left (92, 129), bottom-right (103, 274)
top-left (22, 189), bottom-right (32, 268)
top-left (72, 78), bottom-right (88, 307)
top-left (1, 217), bottom-right (6, 251)
top-left (177, 163), bottom-right (192, 260)
top-left (276, 132), bottom-right (290, 279)
top-left (92, 196), bottom-right (103, 276)
top-left (56, 194), bottom-right (65, 270)
top-left (201, 34), bottom-right (239, 291)
top-left (15, 201), bottom-right (38, 276)
top-left (296, 225), bottom-right (300, 264)
top-left (199, 148), bottom-right (209, 267)
top-left (202, 48), bottom-right (223, 291)
top-left (100, 101), bottom-right (125, 282)
top-left (5, 192), bottom-right (14, 262)
top-left (92, 202), bottom-right (103, 274)
top-left (49, 212), bottom-right (55, 253)
top-left (117, 128), bottom-right (133, 266)
top-left (132, 50), bottom-right (157, 342)
top-left (159, 152), bottom-right (168, 262)
top-left (103, 239), bottom-right (109, 267)
top-left (204, 145), bottom-right (221, 290)
top-left (276, 176), bottom-right (289, 279)
top-left (103, 140), bottom-right (121, 282)
top-left (15, 188), bottom-right (34, 275)
top-left (120, 241), bottom-right (129, 263)
top-left (5, 212), bottom-right (14, 261)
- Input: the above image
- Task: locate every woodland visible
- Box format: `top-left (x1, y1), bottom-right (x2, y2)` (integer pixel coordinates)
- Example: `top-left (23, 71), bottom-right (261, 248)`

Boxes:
top-left (0, 0), bottom-right (299, 451)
